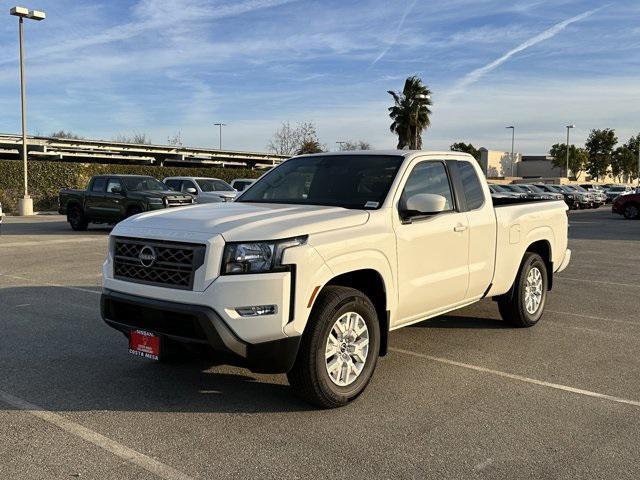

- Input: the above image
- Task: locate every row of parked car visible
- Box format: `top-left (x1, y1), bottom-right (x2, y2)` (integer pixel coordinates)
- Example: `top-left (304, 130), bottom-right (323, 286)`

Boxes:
top-left (490, 182), bottom-right (634, 208)
top-left (488, 181), bottom-right (640, 219)
top-left (58, 174), bottom-right (256, 230)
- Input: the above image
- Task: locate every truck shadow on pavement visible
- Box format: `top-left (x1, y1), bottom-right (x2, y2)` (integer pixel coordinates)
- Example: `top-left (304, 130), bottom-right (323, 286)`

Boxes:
top-left (0, 217), bottom-right (111, 237)
top-left (0, 285), bottom-right (315, 414)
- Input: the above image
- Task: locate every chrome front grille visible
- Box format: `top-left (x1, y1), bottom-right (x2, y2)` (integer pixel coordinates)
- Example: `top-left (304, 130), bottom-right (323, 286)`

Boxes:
top-left (113, 237), bottom-right (206, 290)
top-left (166, 196), bottom-right (193, 207)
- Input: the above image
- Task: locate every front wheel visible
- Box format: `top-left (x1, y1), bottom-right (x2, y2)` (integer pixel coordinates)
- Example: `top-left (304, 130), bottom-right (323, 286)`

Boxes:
top-left (287, 286), bottom-right (380, 408)
top-left (498, 252), bottom-right (548, 328)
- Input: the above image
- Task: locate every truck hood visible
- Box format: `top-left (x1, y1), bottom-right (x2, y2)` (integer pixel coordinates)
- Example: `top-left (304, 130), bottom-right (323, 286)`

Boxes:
top-left (115, 202), bottom-right (369, 241)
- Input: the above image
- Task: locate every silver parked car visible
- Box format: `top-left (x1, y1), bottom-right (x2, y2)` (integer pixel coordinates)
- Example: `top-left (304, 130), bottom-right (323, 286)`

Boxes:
top-left (163, 177), bottom-right (238, 203)
top-left (230, 178), bottom-right (256, 192)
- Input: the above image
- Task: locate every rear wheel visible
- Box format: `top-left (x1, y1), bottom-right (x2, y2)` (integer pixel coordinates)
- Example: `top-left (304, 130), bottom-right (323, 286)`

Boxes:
top-left (498, 252), bottom-right (547, 328)
top-left (623, 203), bottom-right (639, 220)
top-left (68, 205), bottom-right (88, 231)
top-left (287, 286), bottom-right (380, 408)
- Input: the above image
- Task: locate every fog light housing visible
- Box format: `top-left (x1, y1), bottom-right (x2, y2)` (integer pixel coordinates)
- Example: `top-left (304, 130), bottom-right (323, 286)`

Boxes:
top-left (235, 305), bottom-right (277, 317)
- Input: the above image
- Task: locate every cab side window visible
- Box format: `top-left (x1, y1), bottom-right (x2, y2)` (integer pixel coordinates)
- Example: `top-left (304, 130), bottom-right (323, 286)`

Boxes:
top-left (458, 161), bottom-right (484, 210)
top-left (165, 179), bottom-right (181, 191)
top-left (106, 178), bottom-right (122, 193)
top-left (181, 180), bottom-right (197, 193)
top-left (401, 161), bottom-right (454, 211)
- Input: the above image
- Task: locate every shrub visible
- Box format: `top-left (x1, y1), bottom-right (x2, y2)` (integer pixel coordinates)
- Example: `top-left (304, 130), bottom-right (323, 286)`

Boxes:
top-left (0, 160), bottom-right (262, 214)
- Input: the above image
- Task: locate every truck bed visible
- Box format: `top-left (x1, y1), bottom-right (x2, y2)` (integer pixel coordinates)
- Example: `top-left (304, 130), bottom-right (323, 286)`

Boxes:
top-left (487, 199), bottom-right (568, 297)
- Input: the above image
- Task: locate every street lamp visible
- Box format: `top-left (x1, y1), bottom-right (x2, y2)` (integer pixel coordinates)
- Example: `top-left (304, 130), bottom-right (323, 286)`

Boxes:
top-left (506, 126), bottom-right (515, 177)
top-left (213, 123), bottom-right (226, 150)
top-left (10, 6), bottom-right (46, 216)
top-left (414, 94), bottom-right (430, 150)
top-left (565, 124), bottom-right (575, 179)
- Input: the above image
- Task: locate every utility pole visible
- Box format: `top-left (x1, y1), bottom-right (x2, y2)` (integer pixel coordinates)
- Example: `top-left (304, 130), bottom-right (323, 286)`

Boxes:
top-left (213, 123), bottom-right (226, 150)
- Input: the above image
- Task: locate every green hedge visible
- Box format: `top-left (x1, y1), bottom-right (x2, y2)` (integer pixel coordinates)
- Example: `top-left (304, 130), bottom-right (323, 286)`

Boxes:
top-left (0, 160), bottom-right (262, 214)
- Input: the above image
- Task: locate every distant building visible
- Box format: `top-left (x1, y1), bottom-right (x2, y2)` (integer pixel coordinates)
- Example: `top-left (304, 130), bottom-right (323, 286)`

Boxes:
top-left (478, 148), bottom-right (522, 178)
top-left (518, 155), bottom-right (565, 178)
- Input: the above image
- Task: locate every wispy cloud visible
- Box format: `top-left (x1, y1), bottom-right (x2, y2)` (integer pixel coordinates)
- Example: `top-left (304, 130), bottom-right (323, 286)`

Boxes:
top-left (0, 0), bottom-right (297, 66)
top-left (370, 0), bottom-right (417, 66)
top-left (448, 7), bottom-right (604, 96)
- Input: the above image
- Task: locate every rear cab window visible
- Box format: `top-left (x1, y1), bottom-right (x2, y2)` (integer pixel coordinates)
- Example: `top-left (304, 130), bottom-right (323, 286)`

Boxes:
top-left (91, 177), bottom-right (107, 192)
top-left (457, 161), bottom-right (485, 210)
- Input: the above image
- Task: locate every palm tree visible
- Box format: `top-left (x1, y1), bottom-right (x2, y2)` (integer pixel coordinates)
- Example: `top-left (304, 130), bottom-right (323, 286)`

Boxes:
top-left (388, 76), bottom-right (432, 149)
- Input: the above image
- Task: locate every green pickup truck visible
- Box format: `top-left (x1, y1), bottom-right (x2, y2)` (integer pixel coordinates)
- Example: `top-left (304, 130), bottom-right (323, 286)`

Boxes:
top-left (58, 175), bottom-right (194, 231)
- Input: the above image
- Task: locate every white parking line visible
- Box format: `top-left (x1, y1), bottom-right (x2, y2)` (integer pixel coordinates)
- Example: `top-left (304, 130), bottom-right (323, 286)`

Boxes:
top-left (0, 389), bottom-right (195, 480)
top-left (0, 273), bottom-right (100, 295)
top-left (546, 309), bottom-right (640, 327)
top-left (390, 347), bottom-right (640, 408)
top-left (0, 238), bottom-right (105, 248)
top-left (557, 276), bottom-right (640, 288)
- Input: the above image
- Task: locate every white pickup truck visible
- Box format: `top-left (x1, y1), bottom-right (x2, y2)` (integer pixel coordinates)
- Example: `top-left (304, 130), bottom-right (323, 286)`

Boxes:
top-left (101, 151), bottom-right (570, 408)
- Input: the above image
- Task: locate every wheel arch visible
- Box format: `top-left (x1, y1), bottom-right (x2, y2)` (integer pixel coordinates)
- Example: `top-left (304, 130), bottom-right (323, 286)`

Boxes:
top-left (66, 199), bottom-right (83, 213)
top-left (525, 239), bottom-right (553, 290)
top-left (315, 268), bottom-right (390, 357)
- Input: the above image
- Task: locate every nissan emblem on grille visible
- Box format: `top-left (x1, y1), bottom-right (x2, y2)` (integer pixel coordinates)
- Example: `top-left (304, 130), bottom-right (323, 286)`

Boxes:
top-left (138, 246), bottom-right (157, 267)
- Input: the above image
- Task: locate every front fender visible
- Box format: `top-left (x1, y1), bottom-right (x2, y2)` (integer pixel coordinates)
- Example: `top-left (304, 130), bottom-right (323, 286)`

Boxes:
top-left (283, 247), bottom-right (396, 337)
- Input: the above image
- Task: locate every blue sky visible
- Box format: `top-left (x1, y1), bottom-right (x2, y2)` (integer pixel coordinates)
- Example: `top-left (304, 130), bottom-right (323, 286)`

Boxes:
top-left (0, 0), bottom-right (639, 154)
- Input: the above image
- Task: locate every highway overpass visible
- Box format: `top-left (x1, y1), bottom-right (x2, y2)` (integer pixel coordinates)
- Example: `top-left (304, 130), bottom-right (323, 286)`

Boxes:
top-left (0, 133), bottom-right (287, 169)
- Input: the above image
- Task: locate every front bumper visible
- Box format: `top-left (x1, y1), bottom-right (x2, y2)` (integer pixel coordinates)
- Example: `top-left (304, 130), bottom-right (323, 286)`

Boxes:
top-left (101, 289), bottom-right (301, 373)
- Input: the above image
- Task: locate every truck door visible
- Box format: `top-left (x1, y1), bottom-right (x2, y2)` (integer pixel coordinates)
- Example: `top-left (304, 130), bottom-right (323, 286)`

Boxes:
top-left (104, 178), bottom-right (126, 219)
top-left (393, 160), bottom-right (470, 326)
top-left (85, 177), bottom-right (107, 217)
top-left (453, 160), bottom-right (496, 299)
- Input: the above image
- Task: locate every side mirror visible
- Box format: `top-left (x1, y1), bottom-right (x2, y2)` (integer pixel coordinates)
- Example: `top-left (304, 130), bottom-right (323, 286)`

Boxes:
top-left (401, 193), bottom-right (447, 217)
top-left (110, 186), bottom-right (123, 194)
top-left (186, 187), bottom-right (197, 195)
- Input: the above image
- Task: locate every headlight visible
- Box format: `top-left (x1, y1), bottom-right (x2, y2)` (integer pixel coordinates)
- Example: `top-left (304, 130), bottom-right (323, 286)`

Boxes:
top-left (221, 236), bottom-right (307, 274)
top-left (148, 198), bottom-right (164, 205)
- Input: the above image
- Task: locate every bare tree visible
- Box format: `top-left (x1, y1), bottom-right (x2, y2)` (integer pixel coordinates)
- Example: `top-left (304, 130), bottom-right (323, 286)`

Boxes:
top-left (50, 130), bottom-right (84, 140)
top-left (267, 121), bottom-right (320, 155)
top-left (338, 140), bottom-right (371, 151)
top-left (167, 131), bottom-right (183, 146)
top-left (113, 133), bottom-right (151, 144)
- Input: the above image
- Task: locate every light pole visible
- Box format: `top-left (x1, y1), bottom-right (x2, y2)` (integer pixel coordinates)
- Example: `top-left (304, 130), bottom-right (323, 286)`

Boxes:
top-left (414, 94), bottom-right (430, 150)
top-left (213, 123), bottom-right (226, 150)
top-left (10, 6), bottom-right (45, 216)
top-left (565, 124), bottom-right (575, 179)
top-left (506, 126), bottom-right (515, 176)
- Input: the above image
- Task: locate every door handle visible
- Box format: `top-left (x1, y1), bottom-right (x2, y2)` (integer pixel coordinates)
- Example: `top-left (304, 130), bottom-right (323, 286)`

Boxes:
top-left (454, 224), bottom-right (468, 232)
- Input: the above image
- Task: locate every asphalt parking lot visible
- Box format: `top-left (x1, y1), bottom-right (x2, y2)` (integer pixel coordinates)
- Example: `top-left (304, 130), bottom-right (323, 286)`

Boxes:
top-left (0, 208), bottom-right (638, 479)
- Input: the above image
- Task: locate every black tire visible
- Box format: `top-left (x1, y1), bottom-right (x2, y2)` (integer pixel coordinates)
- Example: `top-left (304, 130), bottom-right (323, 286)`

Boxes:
top-left (126, 206), bottom-right (143, 218)
top-left (498, 252), bottom-right (548, 328)
top-left (287, 286), bottom-right (381, 409)
top-left (68, 205), bottom-right (88, 231)
top-left (623, 203), bottom-right (639, 220)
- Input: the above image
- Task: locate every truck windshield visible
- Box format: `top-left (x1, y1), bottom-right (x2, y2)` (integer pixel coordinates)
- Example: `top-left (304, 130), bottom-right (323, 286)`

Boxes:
top-left (196, 179), bottom-right (235, 192)
top-left (237, 155), bottom-right (403, 209)
top-left (123, 177), bottom-right (167, 191)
